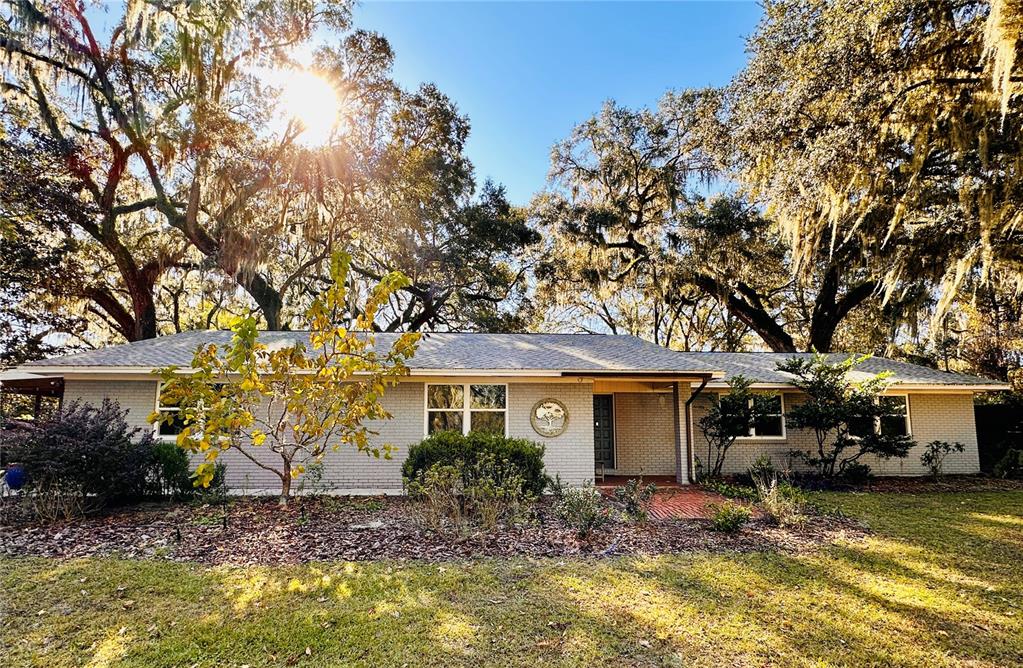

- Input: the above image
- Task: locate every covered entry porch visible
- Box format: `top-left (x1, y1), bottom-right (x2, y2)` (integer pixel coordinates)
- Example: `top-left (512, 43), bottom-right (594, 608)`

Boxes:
top-left (583, 376), bottom-right (710, 485)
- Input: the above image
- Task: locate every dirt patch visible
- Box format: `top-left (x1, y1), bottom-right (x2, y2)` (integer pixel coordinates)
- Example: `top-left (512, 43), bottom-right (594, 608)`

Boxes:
top-left (0, 496), bottom-right (865, 565)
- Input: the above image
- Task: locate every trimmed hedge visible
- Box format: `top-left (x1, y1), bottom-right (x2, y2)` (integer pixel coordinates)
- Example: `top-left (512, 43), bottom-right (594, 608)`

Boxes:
top-left (402, 431), bottom-right (547, 496)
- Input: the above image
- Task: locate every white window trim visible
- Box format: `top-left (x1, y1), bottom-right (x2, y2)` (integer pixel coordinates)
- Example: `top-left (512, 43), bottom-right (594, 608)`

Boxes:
top-left (154, 382), bottom-right (181, 441)
top-left (423, 383), bottom-right (509, 437)
top-left (735, 392), bottom-right (787, 440)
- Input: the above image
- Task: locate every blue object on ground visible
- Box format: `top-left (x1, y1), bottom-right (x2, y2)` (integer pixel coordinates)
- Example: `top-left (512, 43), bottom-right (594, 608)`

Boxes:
top-left (4, 465), bottom-right (26, 490)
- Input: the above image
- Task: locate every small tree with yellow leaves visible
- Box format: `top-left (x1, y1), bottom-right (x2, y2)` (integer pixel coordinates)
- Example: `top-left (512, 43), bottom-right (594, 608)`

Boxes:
top-left (150, 252), bottom-right (419, 502)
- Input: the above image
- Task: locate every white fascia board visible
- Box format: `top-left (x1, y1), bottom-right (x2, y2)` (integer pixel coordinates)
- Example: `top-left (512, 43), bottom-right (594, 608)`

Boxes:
top-left (699, 381), bottom-right (1009, 393)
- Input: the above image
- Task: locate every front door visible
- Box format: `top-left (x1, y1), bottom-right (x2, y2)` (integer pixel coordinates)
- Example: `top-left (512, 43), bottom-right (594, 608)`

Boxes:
top-left (593, 395), bottom-right (615, 468)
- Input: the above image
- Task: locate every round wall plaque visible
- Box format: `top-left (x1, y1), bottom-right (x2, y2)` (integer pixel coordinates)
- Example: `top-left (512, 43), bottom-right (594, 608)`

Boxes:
top-left (530, 398), bottom-right (569, 437)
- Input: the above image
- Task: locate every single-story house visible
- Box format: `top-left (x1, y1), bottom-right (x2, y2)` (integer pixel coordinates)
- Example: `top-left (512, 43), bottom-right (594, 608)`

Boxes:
top-left (2, 332), bottom-right (1009, 493)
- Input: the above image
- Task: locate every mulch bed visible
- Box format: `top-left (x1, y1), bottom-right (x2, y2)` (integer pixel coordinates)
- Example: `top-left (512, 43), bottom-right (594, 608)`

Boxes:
top-left (0, 496), bottom-right (866, 565)
top-left (842, 475), bottom-right (1023, 494)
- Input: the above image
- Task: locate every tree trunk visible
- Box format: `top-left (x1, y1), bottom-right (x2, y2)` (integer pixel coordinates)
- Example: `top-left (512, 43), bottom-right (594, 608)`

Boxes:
top-left (689, 273), bottom-right (797, 352)
top-left (279, 463), bottom-right (292, 505)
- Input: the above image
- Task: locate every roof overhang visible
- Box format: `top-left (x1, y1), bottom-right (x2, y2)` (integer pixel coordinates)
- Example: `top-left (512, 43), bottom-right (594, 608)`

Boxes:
top-left (701, 381), bottom-right (1010, 393)
top-left (0, 371), bottom-right (64, 396)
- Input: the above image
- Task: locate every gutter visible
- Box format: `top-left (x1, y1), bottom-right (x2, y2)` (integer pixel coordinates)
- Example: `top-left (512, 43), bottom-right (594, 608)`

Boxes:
top-left (684, 378), bottom-right (710, 484)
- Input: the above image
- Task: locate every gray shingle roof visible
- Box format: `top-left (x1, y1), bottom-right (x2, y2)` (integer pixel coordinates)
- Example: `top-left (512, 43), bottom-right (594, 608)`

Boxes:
top-left (23, 333), bottom-right (1007, 387)
top-left (696, 352), bottom-right (1006, 388)
top-left (24, 331), bottom-right (722, 374)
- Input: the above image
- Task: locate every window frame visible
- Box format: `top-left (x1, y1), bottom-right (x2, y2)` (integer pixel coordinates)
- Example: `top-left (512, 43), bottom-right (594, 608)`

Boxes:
top-left (848, 394), bottom-right (913, 439)
top-left (423, 382), bottom-right (509, 437)
top-left (154, 381), bottom-right (184, 441)
top-left (735, 392), bottom-right (787, 440)
top-left (877, 394), bottom-right (912, 437)
top-left (154, 381), bottom-right (228, 442)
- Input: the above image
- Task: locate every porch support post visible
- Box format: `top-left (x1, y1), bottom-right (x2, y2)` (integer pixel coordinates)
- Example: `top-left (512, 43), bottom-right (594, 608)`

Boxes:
top-left (672, 381), bottom-right (684, 484)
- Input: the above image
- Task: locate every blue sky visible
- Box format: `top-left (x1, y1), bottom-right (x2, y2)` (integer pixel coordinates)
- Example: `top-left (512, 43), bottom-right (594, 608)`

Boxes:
top-left (353, 1), bottom-right (763, 204)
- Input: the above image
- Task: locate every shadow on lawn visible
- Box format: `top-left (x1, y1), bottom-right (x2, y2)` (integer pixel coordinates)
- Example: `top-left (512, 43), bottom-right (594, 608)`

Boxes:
top-left (12, 491), bottom-right (1023, 667)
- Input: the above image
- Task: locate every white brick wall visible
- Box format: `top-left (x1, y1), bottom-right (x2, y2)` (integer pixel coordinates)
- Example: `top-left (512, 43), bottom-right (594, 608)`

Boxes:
top-left (63, 380), bottom-right (158, 432)
top-left (608, 392), bottom-right (677, 476)
top-left (690, 391), bottom-right (981, 476)
top-left (508, 382), bottom-right (594, 486)
top-left (62, 378), bottom-right (599, 493)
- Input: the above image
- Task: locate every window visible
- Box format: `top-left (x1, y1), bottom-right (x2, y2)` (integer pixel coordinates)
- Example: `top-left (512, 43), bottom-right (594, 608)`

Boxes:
top-left (426, 384), bottom-right (507, 436)
top-left (849, 395), bottom-right (911, 438)
top-left (750, 394), bottom-right (785, 437)
top-left (155, 383), bottom-right (185, 439)
top-left (155, 382), bottom-right (226, 440)
top-left (879, 396), bottom-right (910, 436)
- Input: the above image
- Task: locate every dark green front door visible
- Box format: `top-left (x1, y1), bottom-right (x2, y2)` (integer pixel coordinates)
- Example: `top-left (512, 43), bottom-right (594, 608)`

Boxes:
top-left (593, 395), bottom-right (615, 468)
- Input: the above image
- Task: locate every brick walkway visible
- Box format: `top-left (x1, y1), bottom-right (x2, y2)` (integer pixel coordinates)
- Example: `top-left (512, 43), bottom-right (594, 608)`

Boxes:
top-left (596, 476), bottom-right (731, 520)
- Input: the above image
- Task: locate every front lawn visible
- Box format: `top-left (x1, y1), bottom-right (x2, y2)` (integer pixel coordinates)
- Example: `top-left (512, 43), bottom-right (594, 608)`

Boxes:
top-left (3, 491), bottom-right (1022, 667)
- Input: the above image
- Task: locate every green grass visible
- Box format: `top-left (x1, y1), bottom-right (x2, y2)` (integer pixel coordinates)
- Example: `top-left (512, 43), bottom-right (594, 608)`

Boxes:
top-left (3, 491), bottom-right (1022, 667)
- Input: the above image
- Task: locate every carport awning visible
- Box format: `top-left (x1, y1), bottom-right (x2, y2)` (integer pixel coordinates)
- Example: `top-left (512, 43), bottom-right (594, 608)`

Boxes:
top-left (0, 371), bottom-right (64, 397)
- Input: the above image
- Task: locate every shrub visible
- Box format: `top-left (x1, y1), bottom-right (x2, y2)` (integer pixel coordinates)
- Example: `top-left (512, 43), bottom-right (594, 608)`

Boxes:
top-left (193, 461), bottom-right (229, 504)
top-left (839, 462), bottom-right (873, 485)
top-left (406, 463), bottom-right (464, 533)
top-left (748, 454), bottom-right (777, 481)
top-left (921, 440), bottom-right (966, 479)
top-left (8, 400), bottom-right (158, 520)
top-left (403, 431), bottom-right (546, 496)
top-left (698, 375), bottom-right (774, 477)
top-left (708, 500), bottom-right (753, 533)
top-left (994, 448), bottom-right (1023, 479)
top-left (406, 453), bottom-right (533, 533)
top-left (777, 354), bottom-right (915, 478)
top-left (546, 473), bottom-right (570, 500)
top-left (752, 473), bottom-right (805, 527)
top-left (464, 453), bottom-right (530, 530)
top-left (555, 485), bottom-right (614, 538)
top-left (152, 440), bottom-right (194, 500)
top-left (612, 478), bottom-right (657, 522)
top-left (701, 477), bottom-right (758, 502)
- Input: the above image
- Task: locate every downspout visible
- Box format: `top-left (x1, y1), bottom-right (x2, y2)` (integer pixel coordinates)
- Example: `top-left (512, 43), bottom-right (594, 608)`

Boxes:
top-left (684, 377), bottom-right (710, 484)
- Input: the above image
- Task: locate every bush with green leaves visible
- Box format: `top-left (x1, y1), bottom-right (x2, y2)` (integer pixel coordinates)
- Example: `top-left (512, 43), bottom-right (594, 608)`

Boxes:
top-left (555, 485), bottom-right (614, 538)
top-left (403, 431), bottom-right (546, 496)
top-left (700, 478), bottom-right (758, 502)
top-left (7, 400), bottom-right (158, 520)
top-left (406, 452), bottom-right (533, 533)
top-left (698, 375), bottom-right (775, 477)
top-left (777, 354), bottom-right (915, 478)
top-left (994, 448), bottom-right (1023, 479)
top-left (611, 478), bottom-right (658, 522)
top-left (920, 441), bottom-right (966, 479)
top-left (151, 440), bottom-right (194, 500)
top-left (708, 500), bottom-right (753, 533)
top-left (747, 454), bottom-right (777, 481)
top-left (405, 463), bottom-right (464, 533)
top-left (839, 462), bottom-right (873, 485)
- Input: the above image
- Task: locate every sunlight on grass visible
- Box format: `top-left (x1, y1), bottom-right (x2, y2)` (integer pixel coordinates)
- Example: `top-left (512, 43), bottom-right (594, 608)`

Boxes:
top-left (85, 628), bottom-right (132, 668)
top-left (432, 609), bottom-right (479, 654)
top-left (971, 512), bottom-right (1023, 527)
top-left (2, 491), bottom-right (1022, 667)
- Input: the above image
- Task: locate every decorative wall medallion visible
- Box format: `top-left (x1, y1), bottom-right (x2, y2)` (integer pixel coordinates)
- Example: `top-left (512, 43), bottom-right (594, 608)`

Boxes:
top-left (531, 398), bottom-right (569, 437)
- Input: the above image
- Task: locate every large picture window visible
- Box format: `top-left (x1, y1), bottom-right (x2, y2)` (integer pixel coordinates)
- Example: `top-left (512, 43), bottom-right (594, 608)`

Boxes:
top-left (426, 384), bottom-right (507, 436)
